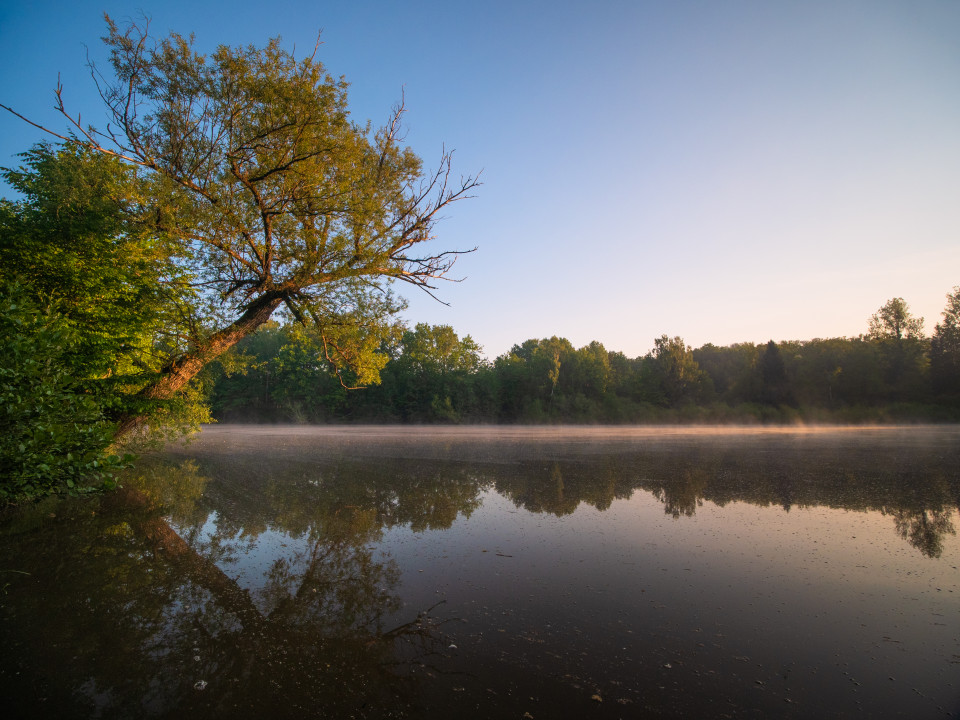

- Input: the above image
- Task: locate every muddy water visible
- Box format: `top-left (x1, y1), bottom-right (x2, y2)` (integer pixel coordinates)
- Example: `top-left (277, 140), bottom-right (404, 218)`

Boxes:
top-left (1, 425), bottom-right (958, 718)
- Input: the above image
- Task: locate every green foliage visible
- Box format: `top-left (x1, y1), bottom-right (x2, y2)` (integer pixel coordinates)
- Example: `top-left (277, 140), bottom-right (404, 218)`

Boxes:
top-left (386, 324), bottom-right (485, 422)
top-left (0, 283), bottom-right (129, 501)
top-left (398, 323), bottom-right (484, 376)
top-left (639, 335), bottom-right (708, 407)
top-left (781, 337), bottom-right (882, 407)
top-left (0, 143), bottom-right (197, 498)
top-left (693, 343), bottom-right (757, 403)
top-left (930, 287), bottom-right (960, 404)
top-left (865, 297), bottom-right (928, 401)
top-left (209, 290), bottom-right (957, 425)
top-left (2, 16), bottom-right (478, 445)
top-left (208, 318), bottom-right (406, 423)
top-left (868, 297), bottom-right (924, 342)
top-left (271, 325), bottom-right (355, 421)
top-left (0, 142), bottom-right (212, 452)
top-left (0, 143), bottom-right (191, 386)
top-left (491, 337), bottom-right (578, 420)
top-left (756, 340), bottom-right (795, 407)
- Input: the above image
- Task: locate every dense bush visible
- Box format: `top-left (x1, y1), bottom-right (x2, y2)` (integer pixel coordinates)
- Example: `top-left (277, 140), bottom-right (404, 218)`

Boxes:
top-left (0, 284), bottom-right (128, 501)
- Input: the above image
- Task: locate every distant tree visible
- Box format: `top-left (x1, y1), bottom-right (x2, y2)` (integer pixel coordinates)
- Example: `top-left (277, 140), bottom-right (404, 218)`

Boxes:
top-left (399, 324), bottom-right (484, 377)
top-left (535, 337), bottom-right (572, 402)
top-left (756, 340), bottom-right (795, 407)
top-left (866, 297), bottom-right (927, 401)
top-left (3, 17), bottom-right (478, 441)
top-left (390, 324), bottom-right (484, 421)
top-left (492, 337), bottom-right (575, 420)
top-left (930, 286), bottom-right (960, 404)
top-left (209, 323), bottom-right (289, 421)
top-left (564, 341), bottom-right (610, 400)
top-left (606, 351), bottom-right (640, 397)
top-left (541, 341), bottom-right (612, 420)
top-left (868, 298), bottom-right (924, 342)
top-left (782, 338), bottom-right (881, 408)
top-left (490, 352), bottom-right (523, 421)
top-left (640, 335), bottom-right (706, 407)
top-left (830, 338), bottom-right (886, 406)
top-left (270, 324), bottom-right (372, 421)
top-left (693, 343), bottom-right (757, 404)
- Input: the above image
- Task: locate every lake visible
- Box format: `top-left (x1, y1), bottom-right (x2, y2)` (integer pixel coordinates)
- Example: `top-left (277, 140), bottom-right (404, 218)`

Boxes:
top-left (1, 425), bottom-right (958, 718)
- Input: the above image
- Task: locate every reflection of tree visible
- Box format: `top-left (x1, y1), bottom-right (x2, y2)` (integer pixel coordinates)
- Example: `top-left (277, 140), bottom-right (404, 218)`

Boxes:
top-left (135, 455), bottom-right (486, 717)
top-left (888, 508), bottom-right (957, 558)
top-left (494, 460), bottom-right (635, 516)
top-left (495, 463), bottom-right (580, 516)
top-left (1, 453), bottom-right (486, 718)
top-left (651, 466), bottom-right (708, 519)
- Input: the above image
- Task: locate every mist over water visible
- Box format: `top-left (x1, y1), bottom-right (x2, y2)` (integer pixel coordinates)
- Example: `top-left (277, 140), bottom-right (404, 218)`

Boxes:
top-left (2, 425), bottom-right (958, 718)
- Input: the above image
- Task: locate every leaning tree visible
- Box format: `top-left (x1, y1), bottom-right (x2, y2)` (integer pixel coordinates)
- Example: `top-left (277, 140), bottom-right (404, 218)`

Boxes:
top-left (3, 16), bottom-right (479, 439)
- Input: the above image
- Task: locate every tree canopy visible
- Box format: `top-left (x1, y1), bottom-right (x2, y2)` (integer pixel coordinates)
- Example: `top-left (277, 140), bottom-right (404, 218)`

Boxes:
top-left (3, 16), bottom-right (478, 440)
top-left (931, 287), bottom-right (960, 402)
top-left (0, 144), bottom-right (184, 500)
top-left (868, 297), bottom-right (924, 342)
top-left (0, 143), bottom-right (193, 391)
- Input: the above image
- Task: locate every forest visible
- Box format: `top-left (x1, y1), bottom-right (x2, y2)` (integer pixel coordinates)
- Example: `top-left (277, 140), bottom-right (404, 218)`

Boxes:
top-left (209, 291), bottom-right (960, 426)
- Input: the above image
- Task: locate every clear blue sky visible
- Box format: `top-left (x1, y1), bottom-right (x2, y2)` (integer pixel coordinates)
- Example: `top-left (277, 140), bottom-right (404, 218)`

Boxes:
top-left (2, 0), bottom-right (958, 359)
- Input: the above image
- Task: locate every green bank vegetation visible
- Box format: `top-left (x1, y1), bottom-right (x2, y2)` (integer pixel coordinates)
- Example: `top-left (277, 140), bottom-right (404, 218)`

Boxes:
top-left (208, 292), bottom-right (960, 426)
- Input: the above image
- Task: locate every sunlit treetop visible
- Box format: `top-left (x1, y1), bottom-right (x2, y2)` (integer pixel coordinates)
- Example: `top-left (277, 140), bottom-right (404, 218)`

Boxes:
top-left (1, 15), bottom-right (479, 438)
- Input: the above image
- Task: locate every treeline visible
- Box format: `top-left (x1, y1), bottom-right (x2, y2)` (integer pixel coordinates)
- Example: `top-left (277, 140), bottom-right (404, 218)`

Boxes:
top-left (209, 293), bottom-right (960, 424)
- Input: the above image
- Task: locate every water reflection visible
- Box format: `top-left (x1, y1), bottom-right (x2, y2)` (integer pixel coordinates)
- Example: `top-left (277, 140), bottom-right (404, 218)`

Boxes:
top-left (890, 508), bottom-right (957, 559)
top-left (0, 458), bottom-right (480, 718)
top-left (477, 433), bottom-right (957, 557)
top-left (1, 426), bottom-right (958, 718)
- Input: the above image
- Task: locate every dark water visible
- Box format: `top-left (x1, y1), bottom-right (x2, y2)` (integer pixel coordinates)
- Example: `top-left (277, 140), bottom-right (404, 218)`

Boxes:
top-left (1, 425), bottom-right (958, 719)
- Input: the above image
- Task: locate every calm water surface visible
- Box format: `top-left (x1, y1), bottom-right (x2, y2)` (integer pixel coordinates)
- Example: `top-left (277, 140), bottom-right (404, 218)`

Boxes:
top-left (1, 425), bottom-right (959, 718)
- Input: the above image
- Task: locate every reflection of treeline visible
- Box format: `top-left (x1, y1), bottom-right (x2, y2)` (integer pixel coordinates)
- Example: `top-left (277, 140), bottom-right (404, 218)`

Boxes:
top-left (510, 445), bottom-right (960, 557)
top-left (484, 438), bottom-right (960, 557)
top-left (164, 432), bottom-right (960, 557)
top-left (210, 290), bottom-right (960, 424)
top-left (3, 439), bottom-right (954, 718)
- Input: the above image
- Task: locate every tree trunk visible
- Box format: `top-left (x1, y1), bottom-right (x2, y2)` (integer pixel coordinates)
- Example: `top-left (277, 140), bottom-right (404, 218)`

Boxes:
top-left (114, 292), bottom-right (285, 441)
top-left (107, 486), bottom-right (266, 624)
